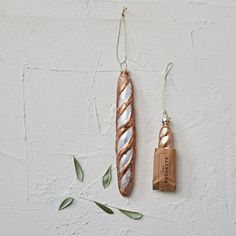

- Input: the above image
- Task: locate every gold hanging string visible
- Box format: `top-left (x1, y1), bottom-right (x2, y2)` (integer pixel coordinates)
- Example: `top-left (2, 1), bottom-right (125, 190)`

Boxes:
top-left (116, 7), bottom-right (128, 71)
top-left (161, 62), bottom-right (173, 121)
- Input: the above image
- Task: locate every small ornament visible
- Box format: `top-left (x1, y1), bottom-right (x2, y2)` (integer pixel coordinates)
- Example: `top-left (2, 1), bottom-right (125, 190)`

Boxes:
top-left (115, 7), bottom-right (136, 197)
top-left (153, 63), bottom-right (176, 191)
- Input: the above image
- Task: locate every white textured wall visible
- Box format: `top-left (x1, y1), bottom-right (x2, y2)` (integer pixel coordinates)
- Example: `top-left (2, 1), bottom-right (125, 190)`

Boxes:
top-left (0, 0), bottom-right (236, 235)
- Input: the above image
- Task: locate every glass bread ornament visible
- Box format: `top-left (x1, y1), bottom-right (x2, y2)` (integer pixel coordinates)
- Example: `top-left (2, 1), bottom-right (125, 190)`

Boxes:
top-left (115, 7), bottom-right (136, 197)
top-left (152, 63), bottom-right (176, 191)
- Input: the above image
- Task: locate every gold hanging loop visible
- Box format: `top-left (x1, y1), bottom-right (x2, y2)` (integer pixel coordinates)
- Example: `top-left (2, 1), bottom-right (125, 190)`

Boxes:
top-left (161, 62), bottom-right (173, 121)
top-left (116, 7), bottom-right (128, 71)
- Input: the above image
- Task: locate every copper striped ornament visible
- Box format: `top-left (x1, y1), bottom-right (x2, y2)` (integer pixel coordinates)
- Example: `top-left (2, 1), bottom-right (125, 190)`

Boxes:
top-left (115, 70), bottom-right (136, 197)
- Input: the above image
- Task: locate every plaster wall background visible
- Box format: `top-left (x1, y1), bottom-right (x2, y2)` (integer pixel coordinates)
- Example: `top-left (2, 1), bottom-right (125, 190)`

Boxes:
top-left (0, 0), bottom-right (236, 235)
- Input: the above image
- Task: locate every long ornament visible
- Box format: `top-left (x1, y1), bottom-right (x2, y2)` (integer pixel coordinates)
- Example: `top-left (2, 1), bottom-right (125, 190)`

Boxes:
top-left (116, 70), bottom-right (136, 197)
top-left (152, 63), bottom-right (176, 191)
top-left (115, 7), bottom-right (136, 197)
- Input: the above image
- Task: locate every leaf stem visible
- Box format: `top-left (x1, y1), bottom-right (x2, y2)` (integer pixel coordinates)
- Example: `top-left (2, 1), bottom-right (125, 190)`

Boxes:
top-left (78, 195), bottom-right (132, 211)
top-left (78, 166), bottom-right (116, 195)
top-left (78, 195), bottom-right (94, 203)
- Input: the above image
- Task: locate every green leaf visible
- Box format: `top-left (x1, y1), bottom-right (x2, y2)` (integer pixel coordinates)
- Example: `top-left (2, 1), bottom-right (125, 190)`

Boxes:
top-left (73, 156), bottom-right (84, 182)
top-left (94, 201), bottom-right (114, 214)
top-left (58, 197), bottom-right (74, 211)
top-left (102, 165), bottom-right (112, 189)
top-left (119, 209), bottom-right (143, 220)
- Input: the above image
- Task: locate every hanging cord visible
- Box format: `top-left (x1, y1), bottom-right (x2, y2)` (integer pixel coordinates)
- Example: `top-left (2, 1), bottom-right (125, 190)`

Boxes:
top-left (116, 7), bottom-right (128, 71)
top-left (161, 62), bottom-right (173, 121)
